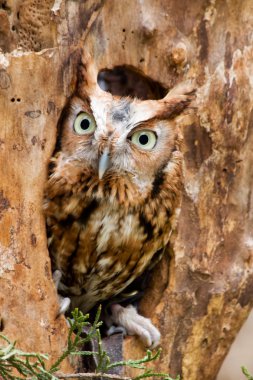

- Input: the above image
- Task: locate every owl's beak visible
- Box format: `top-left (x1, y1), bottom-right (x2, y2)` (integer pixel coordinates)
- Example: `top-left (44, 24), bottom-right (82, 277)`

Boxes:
top-left (98, 148), bottom-right (111, 180)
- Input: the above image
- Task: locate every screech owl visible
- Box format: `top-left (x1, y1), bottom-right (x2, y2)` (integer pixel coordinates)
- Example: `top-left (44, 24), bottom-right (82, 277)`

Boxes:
top-left (44, 56), bottom-right (194, 348)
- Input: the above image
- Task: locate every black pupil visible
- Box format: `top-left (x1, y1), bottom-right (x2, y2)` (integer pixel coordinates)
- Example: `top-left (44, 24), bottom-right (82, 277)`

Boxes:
top-left (80, 118), bottom-right (90, 130)
top-left (139, 134), bottom-right (149, 145)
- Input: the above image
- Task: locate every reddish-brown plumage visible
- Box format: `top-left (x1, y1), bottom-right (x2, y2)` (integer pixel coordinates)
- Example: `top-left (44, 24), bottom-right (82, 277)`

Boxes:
top-left (44, 60), bottom-right (194, 345)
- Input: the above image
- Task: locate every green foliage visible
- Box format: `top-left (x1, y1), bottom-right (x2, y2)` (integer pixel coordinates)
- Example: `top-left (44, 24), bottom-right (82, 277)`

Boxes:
top-left (0, 334), bottom-right (50, 380)
top-left (242, 366), bottom-right (253, 380)
top-left (0, 307), bottom-right (178, 380)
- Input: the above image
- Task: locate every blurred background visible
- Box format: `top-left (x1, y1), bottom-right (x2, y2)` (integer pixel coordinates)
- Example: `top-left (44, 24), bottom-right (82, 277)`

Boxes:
top-left (217, 310), bottom-right (253, 380)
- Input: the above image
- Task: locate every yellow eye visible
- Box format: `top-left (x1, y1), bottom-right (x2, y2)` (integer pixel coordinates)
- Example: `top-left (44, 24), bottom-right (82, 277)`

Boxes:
top-left (130, 130), bottom-right (157, 150)
top-left (73, 112), bottom-right (96, 135)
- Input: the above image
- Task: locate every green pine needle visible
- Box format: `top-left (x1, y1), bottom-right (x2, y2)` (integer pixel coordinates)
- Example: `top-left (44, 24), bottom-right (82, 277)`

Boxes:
top-left (242, 366), bottom-right (253, 380)
top-left (0, 307), bottom-right (179, 380)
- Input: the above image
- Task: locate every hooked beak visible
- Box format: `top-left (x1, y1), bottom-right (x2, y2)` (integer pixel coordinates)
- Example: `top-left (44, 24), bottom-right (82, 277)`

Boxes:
top-left (98, 148), bottom-right (111, 180)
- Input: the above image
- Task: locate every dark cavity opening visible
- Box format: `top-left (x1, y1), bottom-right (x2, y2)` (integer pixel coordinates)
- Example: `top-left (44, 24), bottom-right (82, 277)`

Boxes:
top-left (97, 66), bottom-right (167, 100)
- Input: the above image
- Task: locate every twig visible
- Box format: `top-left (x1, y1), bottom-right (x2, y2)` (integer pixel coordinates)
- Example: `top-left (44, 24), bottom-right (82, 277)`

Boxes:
top-left (54, 372), bottom-right (131, 380)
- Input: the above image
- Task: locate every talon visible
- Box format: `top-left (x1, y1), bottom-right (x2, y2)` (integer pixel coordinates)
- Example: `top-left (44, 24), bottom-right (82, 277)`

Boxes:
top-left (58, 296), bottom-right (71, 315)
top-left (106, 325), bottom-right (127, 336)
top-left (53, 269), bottom-right (62, 289)
top-left (53, 270), bottom-right (70, 316)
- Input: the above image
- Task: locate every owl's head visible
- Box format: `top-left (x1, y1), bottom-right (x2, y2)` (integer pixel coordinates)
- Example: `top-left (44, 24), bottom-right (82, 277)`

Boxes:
top-left (52, 58), bottom-right (194, 204)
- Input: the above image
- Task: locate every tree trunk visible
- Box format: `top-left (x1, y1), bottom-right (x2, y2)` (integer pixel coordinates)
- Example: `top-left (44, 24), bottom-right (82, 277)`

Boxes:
top-left (1, 1), bottom-right (253, 379)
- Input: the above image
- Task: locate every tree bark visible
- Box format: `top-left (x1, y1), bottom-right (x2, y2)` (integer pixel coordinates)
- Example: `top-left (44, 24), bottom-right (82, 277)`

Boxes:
top-left (1, 1), bottom-right (253, 379)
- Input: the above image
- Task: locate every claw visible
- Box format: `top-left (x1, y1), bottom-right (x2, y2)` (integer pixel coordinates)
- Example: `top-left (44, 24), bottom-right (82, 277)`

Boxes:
top-left (53, 270), bottom-right (71, 316)
top-left (106, 325), bottom-right (127, 337)
top-left (58, 296), bottom-right (71, 315)
top-left (53, 269), bottom-right (62, 288)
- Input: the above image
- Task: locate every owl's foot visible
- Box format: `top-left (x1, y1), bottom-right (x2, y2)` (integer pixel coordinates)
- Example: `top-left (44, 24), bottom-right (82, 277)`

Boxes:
top-left (53, 270), bottom-right (71, 316)
top-left (108, 304), bottom-right (160, 349)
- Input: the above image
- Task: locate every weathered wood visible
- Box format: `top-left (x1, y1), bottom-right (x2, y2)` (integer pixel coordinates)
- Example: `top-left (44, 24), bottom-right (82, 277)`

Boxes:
top-left (0, 48), bottom-right (73, 370)
top-left (0, 1), bottom-right (253, 379)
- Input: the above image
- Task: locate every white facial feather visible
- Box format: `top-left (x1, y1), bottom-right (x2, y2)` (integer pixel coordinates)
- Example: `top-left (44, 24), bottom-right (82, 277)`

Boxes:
top-left (61, 93), bottom-right (177, 191)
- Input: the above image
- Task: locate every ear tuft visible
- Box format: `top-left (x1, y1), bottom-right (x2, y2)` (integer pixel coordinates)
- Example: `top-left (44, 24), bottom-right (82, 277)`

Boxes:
top-left (164, 81), bottom-right (196, 99)
top-left (159, 81), bottom-right (196, 119)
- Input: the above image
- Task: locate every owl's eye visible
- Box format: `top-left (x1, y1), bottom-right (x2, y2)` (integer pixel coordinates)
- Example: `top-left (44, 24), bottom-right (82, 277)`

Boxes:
top-left (130, 130), bottom-right (157, 150)
top-left (73, 112), bottom-right (96, 135)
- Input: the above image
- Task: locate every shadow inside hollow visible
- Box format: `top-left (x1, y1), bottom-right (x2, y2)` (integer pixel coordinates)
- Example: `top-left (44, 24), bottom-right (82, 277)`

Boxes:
top-left (97, 66), bottom-right (167, 100)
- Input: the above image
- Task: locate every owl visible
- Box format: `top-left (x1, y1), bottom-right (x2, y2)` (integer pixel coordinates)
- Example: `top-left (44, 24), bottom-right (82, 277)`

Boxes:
top-left (44, 57), bottom-right (194, 348)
